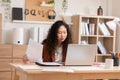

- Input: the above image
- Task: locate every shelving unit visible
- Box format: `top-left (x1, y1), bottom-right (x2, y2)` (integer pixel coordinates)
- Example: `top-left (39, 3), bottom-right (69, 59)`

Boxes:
top-left (116, 23), bottom-right (120, 52)
top-left (0, 14), bottom-right (2, 43)
top-left (71, 15), bottom-right (116, 62)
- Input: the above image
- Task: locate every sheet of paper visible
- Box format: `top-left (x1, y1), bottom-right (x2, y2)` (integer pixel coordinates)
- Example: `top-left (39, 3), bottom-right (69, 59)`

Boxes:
top-left (26, 39), bottom-right (43, 62)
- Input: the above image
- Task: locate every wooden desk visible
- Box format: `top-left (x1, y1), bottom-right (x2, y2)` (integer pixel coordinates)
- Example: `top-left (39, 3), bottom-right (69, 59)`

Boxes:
top-left (10, 63), bottom-right (120, 80)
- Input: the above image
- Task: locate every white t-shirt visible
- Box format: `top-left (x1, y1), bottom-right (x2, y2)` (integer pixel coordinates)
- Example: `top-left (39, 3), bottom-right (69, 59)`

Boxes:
top-left (55, 46), bottom-right (63, 63)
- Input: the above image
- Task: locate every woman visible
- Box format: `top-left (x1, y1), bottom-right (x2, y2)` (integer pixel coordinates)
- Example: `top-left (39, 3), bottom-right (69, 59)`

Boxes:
top-left (23, 20), bottom-right (72, 63)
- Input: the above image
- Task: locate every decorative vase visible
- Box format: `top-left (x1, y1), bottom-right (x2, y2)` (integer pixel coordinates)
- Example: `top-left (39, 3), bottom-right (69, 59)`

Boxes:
top-left (97, 6), bottom-right (103, 15)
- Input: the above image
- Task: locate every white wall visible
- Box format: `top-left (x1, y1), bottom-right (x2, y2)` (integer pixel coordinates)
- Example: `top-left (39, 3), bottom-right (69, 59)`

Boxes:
top-left (112, 0), bottom-right (120, 18)
top-left (0, 0), bottom-right (109, 44)
top-left (111, 0), bottom-right (120, 51)
top-left (106, 0), bottom-right (120, 17)
top-left (55, 0), bottom-right (108, 16)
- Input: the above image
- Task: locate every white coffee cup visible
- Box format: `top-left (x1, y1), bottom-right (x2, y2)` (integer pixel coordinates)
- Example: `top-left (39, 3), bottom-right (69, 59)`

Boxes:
top-left (105, 59), bottom-right (113, 69)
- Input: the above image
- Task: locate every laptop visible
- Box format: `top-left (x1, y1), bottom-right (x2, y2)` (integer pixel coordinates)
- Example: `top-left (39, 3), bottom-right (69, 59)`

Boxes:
top-left (65, 44), bottom-right (97, 66)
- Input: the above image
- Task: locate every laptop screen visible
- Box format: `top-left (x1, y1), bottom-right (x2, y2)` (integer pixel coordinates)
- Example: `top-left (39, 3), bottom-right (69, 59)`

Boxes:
top-left (65, 44), bottom-right (97, 66)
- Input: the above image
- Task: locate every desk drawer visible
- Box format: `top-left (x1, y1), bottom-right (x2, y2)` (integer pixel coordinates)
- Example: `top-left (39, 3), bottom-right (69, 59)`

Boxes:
top-left (0, 59), bottom-right (12, 71)
top-left (0, 44), bottom-right (12, 57)
top-left (0, 72), bottom-right (11, 80)
top-left (13, 45), bottom-right (27, 58)
top-left (13, 59), bottom-right (23, 63)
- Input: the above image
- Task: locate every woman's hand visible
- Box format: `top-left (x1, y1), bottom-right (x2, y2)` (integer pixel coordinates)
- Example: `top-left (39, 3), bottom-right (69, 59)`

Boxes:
top-left (23, 54), bottom-right (35, 64)
top-left (23, 54), bottom-right (29, 63)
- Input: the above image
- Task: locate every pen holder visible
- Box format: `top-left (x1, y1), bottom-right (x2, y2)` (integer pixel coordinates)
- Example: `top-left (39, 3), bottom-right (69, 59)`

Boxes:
top-left (113, 57), bottom-right (119, 66)
top-left (111, 52), bottom-right (120, 66)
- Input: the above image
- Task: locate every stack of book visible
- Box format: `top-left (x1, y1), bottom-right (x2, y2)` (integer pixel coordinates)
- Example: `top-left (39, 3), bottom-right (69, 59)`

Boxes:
top-left (81, 22), bottom-right (95, 35)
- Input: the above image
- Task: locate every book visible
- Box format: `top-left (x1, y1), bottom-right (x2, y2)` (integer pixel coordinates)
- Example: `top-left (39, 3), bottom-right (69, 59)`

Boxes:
top-left (81, 22), bottom-right (85, 35)
top-left (87, 23), bottom-right (91, 35)
top-left (90, 23), bottom-right (95, 35)
top-left (80, 40), bottom-right (88, 45)
top-left (85, 23), bottom-right (89, 35)
top-left (99, 23), bottom-right (110, 36)
top-left (80, 23), bottom-right (83, 35)
top-left (87, 23), bottom-right (95, 35)
top-left (97, 41), bottom-right (107, 54)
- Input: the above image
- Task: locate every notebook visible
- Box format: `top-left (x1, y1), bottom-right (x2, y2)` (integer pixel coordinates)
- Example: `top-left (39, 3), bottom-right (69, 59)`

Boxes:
top-left (65, 44), bottom-right (97, 66)
top-left (35, 61), bottom-right (63, 66)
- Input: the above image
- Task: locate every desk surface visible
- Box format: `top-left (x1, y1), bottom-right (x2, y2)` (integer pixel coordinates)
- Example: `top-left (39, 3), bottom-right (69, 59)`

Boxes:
top-left (10, 63), bottom-right (120, 80)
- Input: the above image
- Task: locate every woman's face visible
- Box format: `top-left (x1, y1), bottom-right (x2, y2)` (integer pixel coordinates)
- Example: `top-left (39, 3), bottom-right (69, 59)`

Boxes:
top-left (57, 25), bottom-right (67, 43)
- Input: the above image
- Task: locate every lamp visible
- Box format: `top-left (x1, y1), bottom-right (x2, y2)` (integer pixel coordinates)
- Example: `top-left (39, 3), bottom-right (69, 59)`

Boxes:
top-left (106, 18), bottom-right (120, 31)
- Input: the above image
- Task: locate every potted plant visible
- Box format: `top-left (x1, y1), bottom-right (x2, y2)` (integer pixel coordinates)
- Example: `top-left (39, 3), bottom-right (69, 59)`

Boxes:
top-left (62, 0), bottom-right (68, 13)
top-left (48, 0), bottom-right (54, 6)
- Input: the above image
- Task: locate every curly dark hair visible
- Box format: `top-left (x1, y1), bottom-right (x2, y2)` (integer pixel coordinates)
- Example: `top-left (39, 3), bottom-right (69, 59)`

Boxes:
top-left (42, 20), bottom-right (72, 54)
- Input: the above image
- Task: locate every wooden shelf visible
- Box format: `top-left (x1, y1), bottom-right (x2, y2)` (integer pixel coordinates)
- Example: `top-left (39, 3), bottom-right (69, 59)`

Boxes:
top-left (0, 14), bottom-right (2, 43)
top-left (96, 54), bottom-right (111, 56)
top-left (12, 20), bottom-right (73, 26)
top-left (78, 15), bottom-right (116, 19)
top-left (12, 20), bottom-right (54, 24)
top-left (98, 35), bottom-right (115, 38)
top-left (81, 35), bottom-right (97, 37)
